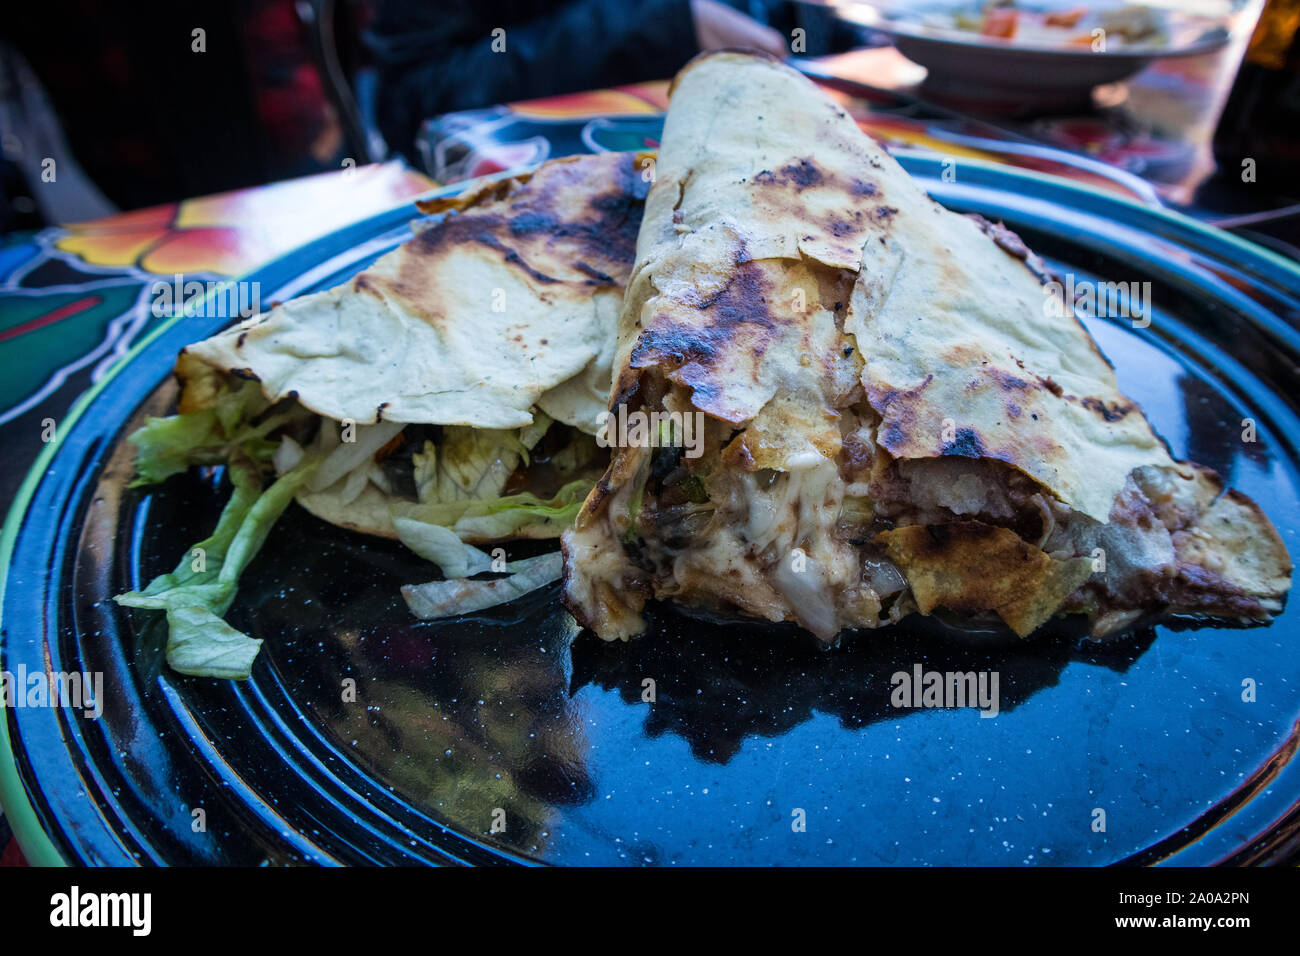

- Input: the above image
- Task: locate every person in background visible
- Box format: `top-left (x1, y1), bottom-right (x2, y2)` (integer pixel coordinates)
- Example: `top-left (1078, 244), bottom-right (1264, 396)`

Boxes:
top-left (366, 0), bottom-right (789, 163)
top-left (1, 0), bottom-right (343, 217)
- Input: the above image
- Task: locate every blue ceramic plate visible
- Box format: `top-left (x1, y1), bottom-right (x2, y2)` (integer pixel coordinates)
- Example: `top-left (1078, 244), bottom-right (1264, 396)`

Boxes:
top-left (3, 158), bottom-right (1299, 866)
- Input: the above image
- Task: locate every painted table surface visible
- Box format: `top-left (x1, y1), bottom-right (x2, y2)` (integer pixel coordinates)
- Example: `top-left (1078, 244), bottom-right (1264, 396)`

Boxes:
top-left (0, 56), bottom-right (1289, 865)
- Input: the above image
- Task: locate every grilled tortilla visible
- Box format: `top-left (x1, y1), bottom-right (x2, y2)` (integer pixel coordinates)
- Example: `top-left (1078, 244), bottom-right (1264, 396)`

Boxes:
top-left (562, 51), bottom-right (1291, 642)
top-left (172, 152), bottom-right (649, 541)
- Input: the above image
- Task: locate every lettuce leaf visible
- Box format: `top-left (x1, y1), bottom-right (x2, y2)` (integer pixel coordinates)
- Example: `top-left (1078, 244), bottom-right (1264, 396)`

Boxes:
top-left (412, 426), bottom-right (526, 504)
top-left (392, 517), bottom-right (493, 578)
top-left (395, 478), bottom-right (593, 541)
top-left (402, 552), bottom-right (563, 620)
top-left (127, 379), bottom-right (295, 486)
top-left (116, 454), bottom-right (319, 679)
top-left (122, 388), bottom-right (596, 675)
top-left (162, 606), bottom-right (265, 681)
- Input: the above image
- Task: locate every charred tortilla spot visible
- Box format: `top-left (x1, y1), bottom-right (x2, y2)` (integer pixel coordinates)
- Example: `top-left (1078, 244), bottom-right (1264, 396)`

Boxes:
top-left (942, 427), bottom-right (987, 459)
top-left (404, 153), bottom-right (644, 301)
top-left (511, 153), bottom-right (646, 264)
top-left (874, 206), bottom-right (899, 222)
top-left (630, 262), bottom-right (780, 381)
top-left (870, 376), bottom-right (935, 455)
top-left (236, 331), bottom-right (249, 349)
top-left (873, 375), bottom-right (934, 410)
top-left (376, 401), bottom-right (390, 422)
top-left (786, 159), bottom-right (822, 188)
top-left (694, 260), bottom-right (776, 330)
top-left (353, 273), bottom-right (385, 299)
top-left (841, 431), bottom-right (873, 475)
top-left (584, 474), bottom-right (614, 517)
top-left (611, 375), bottom-right (641, 411)
top-left (506, 212), bottom-right (553, 236)
top-left (408, 212), bottom-right (528, 282)
top-left (827, 217), bottom-right (855, 238)
top-left (850, 178), bottom-right (878, 197)
top-left (1038, 375), bottom-right (1064, 398)
top-left (683, 379), bottom-right (719, 405)
top-left (990, 368), bottom-right (1032, 391)
top-left (472, 233), bottom-right (560, 284)
top-left (230, 368), bottom-right (260, 382)
top-left (754, 158), bottom-right (823, 190)
top-left (574, 261), bottom-right (616, 285)
top-left (630, 322), bottom-right (720, 367)
top-left (1081, 396), bottom-right (1131, 422)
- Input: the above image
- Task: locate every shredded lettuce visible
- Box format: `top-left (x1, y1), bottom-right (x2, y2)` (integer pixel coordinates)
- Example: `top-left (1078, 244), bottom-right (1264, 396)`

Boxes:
top-left (623, 454), bottom-right (654, 544)
top-left (307, 420), bottom-right (404, 492)
top-left (413, 426), bottom-right (525, 503)
top-left (517, 412), bottom-right (553, 461)
top-left (127, 380), bottom-right (295, 487)
top-left (547, 429), bottom-right (601, 475)
top-left (161, 606), bottom-right (265, 681)
top-left (402, 552), bottom-right (563, 620)
top-left (121, 383), bottom-right (597, 677)
top-left (392, 517), bottom-right (493, 578)
top-left (116, 454), bottom-right (319, 679)
top-left (396, 479), bottom-right (592, 541)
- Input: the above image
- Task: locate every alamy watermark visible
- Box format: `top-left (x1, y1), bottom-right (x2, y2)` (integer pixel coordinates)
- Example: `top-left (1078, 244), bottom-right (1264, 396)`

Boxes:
top-left (1044, 274), bottom-right (1151, 328)
top-left (50, 886), bottom-right (151, 936)
top-left (151, 274), bottom-right (261, 319)
top-left (890, 664), bottom-right (1000, 718)
top-left (1, 665), bottom-right (103, 718)
top-left (595, 405), bottom-right (705, 459)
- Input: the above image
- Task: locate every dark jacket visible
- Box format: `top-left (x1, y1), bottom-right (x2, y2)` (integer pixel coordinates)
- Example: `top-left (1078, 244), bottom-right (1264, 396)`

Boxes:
top-left (366, 0), bottom-right (699, 162)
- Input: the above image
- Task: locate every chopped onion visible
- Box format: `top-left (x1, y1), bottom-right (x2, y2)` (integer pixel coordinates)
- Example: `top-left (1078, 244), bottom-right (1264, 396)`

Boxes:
top-left (308, 420), bottom-right (403, 492)
top-left (273, 434), bottom-right (304, 475)
top-left (338, 460), bottom-right (371, 505)
top-left (863, 558), bottom-right (907, 598)
top-left (368, 463), bottom-right (393, 495)
top-left (772, 558), bottom-right (838, 641)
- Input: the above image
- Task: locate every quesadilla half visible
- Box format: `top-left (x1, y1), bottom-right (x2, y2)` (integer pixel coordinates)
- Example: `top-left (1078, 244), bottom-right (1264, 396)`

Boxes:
top-left (118, 152), bottom-right (648, 677)
top-left (170, 152), bottom-right (649, 541)
top-left (561, 51), bottom-right (1291, 643)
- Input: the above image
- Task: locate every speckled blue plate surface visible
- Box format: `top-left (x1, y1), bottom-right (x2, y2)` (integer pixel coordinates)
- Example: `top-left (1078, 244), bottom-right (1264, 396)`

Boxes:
top-left (3, 158), bottom-right (1299, 866)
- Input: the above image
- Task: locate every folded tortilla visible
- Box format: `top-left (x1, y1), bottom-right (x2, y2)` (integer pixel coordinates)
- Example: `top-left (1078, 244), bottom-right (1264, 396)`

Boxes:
top-left (173, 152), bottom-right (649, 540)
top-left (562, 51), bottom-right (1291, 641)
